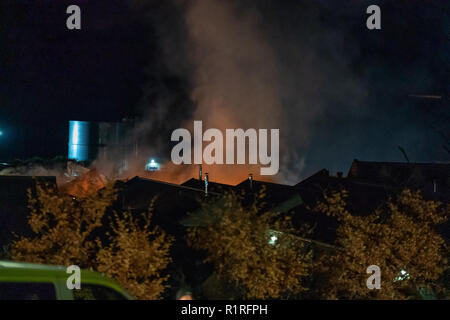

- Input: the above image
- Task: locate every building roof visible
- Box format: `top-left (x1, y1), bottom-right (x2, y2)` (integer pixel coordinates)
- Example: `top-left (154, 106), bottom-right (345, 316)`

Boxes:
top-left (181, 177), bottom-right (235, 194)
top-left (348, 159), bottom-right (450, 201)
top-left (116, 176), bottom-right (224, 236)
top-left (235, 178), bottom-right (300, 210)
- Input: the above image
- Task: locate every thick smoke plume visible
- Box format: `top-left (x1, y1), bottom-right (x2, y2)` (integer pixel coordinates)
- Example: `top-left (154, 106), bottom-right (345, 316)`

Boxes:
top-left (93, 0), bottom-right (450, 185)
top-left (1, 1), bottom-right (447, 187)
top-left (96, 0), bottom-right (291, 185)
top-left (112, 0), bottom-right (366, 185)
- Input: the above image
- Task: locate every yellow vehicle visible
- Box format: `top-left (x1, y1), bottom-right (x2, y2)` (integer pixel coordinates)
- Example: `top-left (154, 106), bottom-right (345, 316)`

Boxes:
top-left (0, 260), bottom-right (134, 300)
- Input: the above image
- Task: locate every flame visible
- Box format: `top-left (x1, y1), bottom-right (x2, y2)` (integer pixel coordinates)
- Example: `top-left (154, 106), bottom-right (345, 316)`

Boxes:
top-left (61, 168), bottom-right (108, 198)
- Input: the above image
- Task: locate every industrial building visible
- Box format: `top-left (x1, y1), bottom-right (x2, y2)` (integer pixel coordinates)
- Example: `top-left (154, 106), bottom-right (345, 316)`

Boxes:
top-left (67, 118), bottom-right (140, 174)
top-left (67, 119), bottom-right (161, 176)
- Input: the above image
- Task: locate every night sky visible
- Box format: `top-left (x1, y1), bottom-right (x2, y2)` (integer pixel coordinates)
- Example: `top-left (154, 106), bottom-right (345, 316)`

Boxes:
top-left (0, 0), bottom-right (448, 179)
top-left (0, 0), bottom-right (150, 160)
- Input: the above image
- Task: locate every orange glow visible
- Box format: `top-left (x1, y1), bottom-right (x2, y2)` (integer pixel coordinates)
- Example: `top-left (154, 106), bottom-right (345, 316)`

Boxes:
top-left (121, 162), bottom-right (276, 186)
top-left (61, 168), bottom-right (107, 197)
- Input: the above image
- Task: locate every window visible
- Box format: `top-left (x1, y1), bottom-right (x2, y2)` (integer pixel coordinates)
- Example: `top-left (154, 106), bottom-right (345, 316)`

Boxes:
top-left (72, 284), bottom-right (127, 300)
top-left (0, 282), bottom-right (57, 300)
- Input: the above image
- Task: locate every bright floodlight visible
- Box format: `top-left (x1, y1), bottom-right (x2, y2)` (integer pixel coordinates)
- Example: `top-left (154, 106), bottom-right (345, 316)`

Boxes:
top-left (269, 235), bottom-right (278, 245)
top-left (394, 269), bottom-right (411, 282)
top-left (145, 158), bottom-right (160, 171)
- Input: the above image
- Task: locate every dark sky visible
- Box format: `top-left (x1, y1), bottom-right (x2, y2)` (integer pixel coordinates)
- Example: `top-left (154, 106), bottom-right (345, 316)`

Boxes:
top-left (0, 0), bottom-right (448, 177)
top-left (0, 0), bottom-right (151, 160)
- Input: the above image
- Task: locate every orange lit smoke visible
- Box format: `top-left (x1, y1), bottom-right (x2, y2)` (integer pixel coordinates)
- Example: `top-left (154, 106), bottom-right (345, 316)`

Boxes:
top-left (95, 0), bottom-right (284, 186)
top-left (61, 168), bottom-right (108, 197)
top-left (130, 162), bottom-right (275, 186)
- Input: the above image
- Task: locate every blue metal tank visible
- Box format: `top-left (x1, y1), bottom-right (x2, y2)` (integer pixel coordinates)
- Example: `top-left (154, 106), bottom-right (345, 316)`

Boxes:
top-left (68, 121), bottom-right (94, 162)
top-left (68, 119), bottom-right (139, 166)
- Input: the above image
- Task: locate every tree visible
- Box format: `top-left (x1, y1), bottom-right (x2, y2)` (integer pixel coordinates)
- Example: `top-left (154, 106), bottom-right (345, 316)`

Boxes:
top-left (11, 181), bottom-right (173, 300)
top-left (313, 189), bottom-right (449, 299)
top-left (11, 182), bottom-right (116, 267)
top-left (96, 211), bottom-right (173, 300)
top-left (186, 189), bottom-right (311, 299)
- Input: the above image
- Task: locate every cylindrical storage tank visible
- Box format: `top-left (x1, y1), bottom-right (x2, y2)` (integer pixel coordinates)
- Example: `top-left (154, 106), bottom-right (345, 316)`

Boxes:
top-left (68, 121), bottom-right (99, 162)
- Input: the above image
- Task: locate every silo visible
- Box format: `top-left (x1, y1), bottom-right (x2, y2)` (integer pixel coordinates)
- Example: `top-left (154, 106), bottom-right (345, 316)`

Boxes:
top-left (67, 119), bottom-right (137, 171)
top-left (68, 121), bottom-right (100, 162)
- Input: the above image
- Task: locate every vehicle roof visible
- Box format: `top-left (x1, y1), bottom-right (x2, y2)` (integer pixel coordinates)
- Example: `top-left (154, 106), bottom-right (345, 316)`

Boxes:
top-left (0, 260), bottom-right (98, 278)
top-left (0, 260), bottom-right (133, 299)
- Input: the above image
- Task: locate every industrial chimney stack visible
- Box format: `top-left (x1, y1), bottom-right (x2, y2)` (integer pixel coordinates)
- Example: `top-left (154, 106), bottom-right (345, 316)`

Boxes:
top-left (204, 173), bottom-right (209, 197)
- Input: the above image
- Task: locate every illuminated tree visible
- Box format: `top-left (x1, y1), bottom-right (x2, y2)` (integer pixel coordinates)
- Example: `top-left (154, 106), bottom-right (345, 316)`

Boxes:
top-left (313, 189), bottom-right (449, 299)
top-left (11, 182), bottom-right (116, 267)
top-left (187, 189), bottom-right (311, 299)
top-left (96, 211), bottom-right (173, 300)
top-left (11, 181), bottom-right (173, 300)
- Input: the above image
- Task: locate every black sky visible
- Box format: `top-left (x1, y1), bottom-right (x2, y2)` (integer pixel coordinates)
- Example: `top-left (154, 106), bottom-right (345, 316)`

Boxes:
top-left (0, 0), bottom-right (448, 177)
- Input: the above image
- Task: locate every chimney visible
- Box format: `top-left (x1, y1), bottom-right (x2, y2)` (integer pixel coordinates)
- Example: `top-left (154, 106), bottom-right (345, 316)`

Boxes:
top-left (337, 172), bottom-right (343, 178)
top-left (199, 164), bottom-right (202, 180)
top-left (204, 173), bottom-right (209, 197)
top-left (249, 173), bottom-right (253, 190)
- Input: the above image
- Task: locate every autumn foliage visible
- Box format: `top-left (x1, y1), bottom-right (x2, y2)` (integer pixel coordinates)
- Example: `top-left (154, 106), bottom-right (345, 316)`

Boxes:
top-left (313, 189), bottom-right (449, 299)
top-left (8, 176), bottom-right (449, 300)
top-left (11, 181), bottom-right (172, 300)
top-left (11, 182), bottom-right (116, 267)
top-left (96, 211), bottom-right (173, 300)
top-left (187, 189), bottom-right (312, 299)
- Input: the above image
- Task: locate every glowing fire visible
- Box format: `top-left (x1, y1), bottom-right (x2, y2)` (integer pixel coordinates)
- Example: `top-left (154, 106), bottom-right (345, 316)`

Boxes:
top-left (61, 168), bottom-right (107, 197)
top-left (121, 161), bottom-right (275, 186)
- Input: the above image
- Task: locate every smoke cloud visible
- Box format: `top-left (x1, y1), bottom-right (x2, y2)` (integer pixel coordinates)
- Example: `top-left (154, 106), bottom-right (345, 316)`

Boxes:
top-left (2, 1), bottom-right (447, 187)
top-left (120, 0), bottom-right (367, 185)
top-left (96, 0), bottom-right (448, 185)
